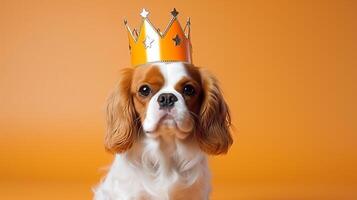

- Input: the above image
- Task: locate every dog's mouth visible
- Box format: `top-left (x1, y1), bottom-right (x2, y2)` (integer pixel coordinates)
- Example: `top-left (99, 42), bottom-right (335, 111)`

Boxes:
top-left (145, 113), bottom-right (177, 134)
top-left (144, 111), bottom-right (193, 139)
top-left (161, 113), bottom-right (175, 121)
top-left (160, 114), bottom-right (178, 127)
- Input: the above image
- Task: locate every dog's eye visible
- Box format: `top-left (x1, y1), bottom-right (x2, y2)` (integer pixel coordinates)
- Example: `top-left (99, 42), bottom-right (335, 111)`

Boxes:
top-left (138, 85), bottom-right (151, 97)
top-left (183, 84), bottom-right (195, 96)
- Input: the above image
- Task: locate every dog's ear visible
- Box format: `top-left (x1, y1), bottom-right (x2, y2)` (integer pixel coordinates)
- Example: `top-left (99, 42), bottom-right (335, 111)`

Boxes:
top-left (104, 68), bottom-right (139, 153)
top-left (196, 69), bottom-right (233, 155)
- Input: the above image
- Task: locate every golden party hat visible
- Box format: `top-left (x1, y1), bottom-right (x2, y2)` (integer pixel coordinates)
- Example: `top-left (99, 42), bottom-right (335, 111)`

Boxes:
top-left (124, 8), bottom-right (192, 67)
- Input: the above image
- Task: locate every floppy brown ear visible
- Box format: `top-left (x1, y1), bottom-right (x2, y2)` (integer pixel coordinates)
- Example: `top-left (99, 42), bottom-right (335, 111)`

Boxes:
top-left (197, 69), bottom-right (233, 155)
top-left (104, 68), bottom-right (140, 153)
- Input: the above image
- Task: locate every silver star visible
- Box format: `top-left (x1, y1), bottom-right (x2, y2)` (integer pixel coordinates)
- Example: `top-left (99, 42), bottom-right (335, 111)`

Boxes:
top-left (172, 34), bottom-right (181, 46)
top-left (140, 8), bottom-right (149, 18)
top-left (171, 8), bottom-right (179, 17)
top-left (143, 36), bottom-right (154, 49)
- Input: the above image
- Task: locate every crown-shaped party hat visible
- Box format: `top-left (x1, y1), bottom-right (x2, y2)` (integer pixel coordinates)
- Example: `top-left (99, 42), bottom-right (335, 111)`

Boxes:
top-left (124, 8), bottom-right (192, 67)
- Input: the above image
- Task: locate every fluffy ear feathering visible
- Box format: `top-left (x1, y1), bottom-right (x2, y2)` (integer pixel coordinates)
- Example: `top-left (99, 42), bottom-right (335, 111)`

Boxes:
top-left (196, 68), bottom-right (233, 155)
top-left (104, 68), bottom-right (139, 153)
top-left (104, 65), bottom-right (232, 155)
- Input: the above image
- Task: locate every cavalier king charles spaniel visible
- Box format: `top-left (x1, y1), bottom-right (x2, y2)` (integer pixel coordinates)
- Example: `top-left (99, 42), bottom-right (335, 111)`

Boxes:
top-left (94, 62), bottom-right (232, 200)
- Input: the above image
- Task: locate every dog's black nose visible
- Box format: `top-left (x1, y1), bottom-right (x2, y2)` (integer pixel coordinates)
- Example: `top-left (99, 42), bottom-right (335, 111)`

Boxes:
top-left (157, 93), bottom-right (178, 108)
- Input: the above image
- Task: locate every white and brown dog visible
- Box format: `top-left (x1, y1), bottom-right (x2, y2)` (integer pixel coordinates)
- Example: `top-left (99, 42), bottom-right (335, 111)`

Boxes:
top-left (94, 62), bottom-right (232, 199)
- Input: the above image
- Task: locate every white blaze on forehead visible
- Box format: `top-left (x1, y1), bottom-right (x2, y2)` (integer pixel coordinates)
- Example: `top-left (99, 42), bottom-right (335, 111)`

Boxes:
top-left (156, 62), bottom-right (189, 88)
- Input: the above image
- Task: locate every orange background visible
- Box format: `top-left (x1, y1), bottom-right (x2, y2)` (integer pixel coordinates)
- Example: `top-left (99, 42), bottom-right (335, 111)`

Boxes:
top-left (1, 0), bottom-right (356, 199)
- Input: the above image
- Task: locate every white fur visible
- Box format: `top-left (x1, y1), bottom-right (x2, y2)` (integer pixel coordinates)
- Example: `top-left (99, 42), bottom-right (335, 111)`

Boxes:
top-left (94, 136), bottom-right (210, 200)
top-left (94, 62), bottom-right (211, 200)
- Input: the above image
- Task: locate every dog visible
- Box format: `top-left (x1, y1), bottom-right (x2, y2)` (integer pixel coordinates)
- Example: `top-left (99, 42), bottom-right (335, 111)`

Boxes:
top-left (94, 62), bottom-right (232, 199)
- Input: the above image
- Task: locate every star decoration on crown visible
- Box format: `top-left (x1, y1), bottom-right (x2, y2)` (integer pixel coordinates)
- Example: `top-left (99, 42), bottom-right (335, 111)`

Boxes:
top-left (172, 34), bottom-right (181, 46)
top-left (140, 8), bottom-right (149, 18)
top-left (143, 36), bottom-right (154, 49)
top-left (171, 8), bottom-right (179, 17)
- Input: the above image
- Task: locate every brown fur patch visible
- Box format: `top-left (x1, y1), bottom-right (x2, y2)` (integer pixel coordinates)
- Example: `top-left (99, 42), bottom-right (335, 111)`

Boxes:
top-left (196, 68), bottom-right (233, 155)
top-left (131, 65), bottom-right (165, 125)
top-left (175, 64), bottom-right (203, 114)
top-left (104, 68), bottom-right (140, 153)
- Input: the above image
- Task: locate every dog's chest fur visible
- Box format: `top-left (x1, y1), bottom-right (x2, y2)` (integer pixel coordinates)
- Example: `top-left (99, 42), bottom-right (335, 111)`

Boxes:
top-left (94, 133), bottom-right (211, 200)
